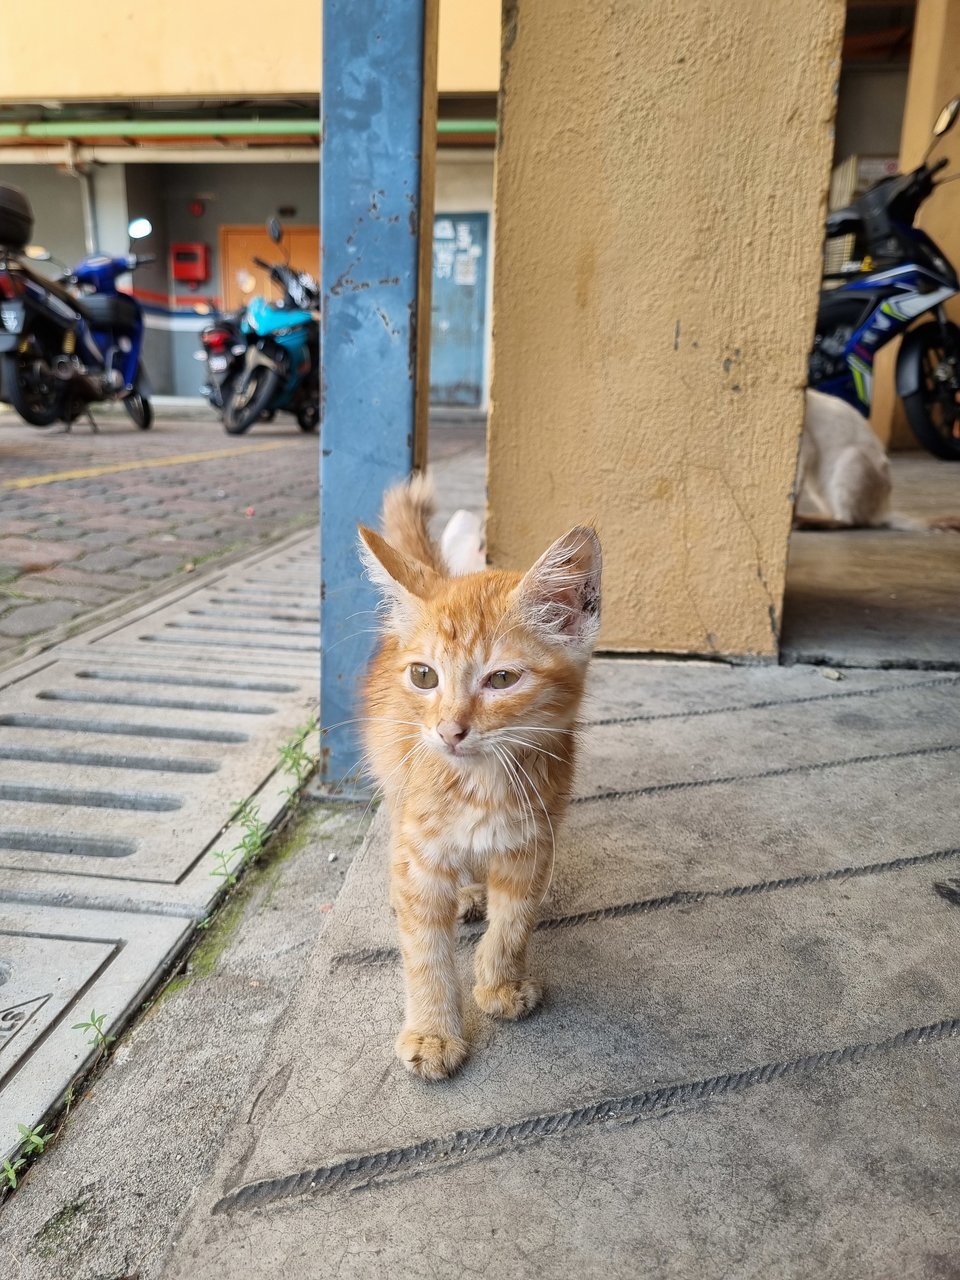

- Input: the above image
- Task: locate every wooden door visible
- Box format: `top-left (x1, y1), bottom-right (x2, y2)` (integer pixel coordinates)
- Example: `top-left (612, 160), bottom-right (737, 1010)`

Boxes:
top-left (219, 225), bottom-right (320, 311)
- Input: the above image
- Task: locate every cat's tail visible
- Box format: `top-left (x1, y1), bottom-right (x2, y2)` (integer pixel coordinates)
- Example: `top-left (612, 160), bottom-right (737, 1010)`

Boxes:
top-left (381, 472), bottom-right (447, 575)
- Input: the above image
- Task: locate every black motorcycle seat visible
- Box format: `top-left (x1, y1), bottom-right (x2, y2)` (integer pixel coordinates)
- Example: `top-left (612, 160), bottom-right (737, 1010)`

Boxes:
top-left (825, 206), bottom-right (863, 238)
top-left (19, 263), bottom-right (93, 320)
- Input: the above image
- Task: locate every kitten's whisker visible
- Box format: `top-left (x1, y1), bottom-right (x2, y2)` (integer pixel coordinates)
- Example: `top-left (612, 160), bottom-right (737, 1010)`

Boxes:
top-left (496, 735), bottom-right (565, 763)
top-left (353, 737), bottom-right (427, 838)
top-left (508, 750), bottom-right (557, 907)
top-left (389, 742), bottom-right (431, 826)
top-left (323, 628), bottom-right (383, 655)
top-left (495, 744), bottom-right (533, 852)
top-left (320, 715), bottom-right (424, 736)
top-left (500, 742), bottom-right (538, 854)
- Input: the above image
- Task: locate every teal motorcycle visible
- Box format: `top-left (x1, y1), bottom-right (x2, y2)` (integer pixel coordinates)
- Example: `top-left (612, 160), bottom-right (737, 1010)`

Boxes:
top-left (222, 220), bottom-right (319, 435)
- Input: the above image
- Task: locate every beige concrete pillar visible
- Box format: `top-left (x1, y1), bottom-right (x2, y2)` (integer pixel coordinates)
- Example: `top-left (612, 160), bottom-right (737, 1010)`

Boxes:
top-left (487, 0), bottom-right (845, 657)
top-left (875, 0), bottom-right (960, 449)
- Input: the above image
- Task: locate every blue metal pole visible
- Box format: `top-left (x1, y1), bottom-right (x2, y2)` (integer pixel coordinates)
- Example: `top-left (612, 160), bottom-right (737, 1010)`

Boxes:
top-left (319, 0), bottom-right (438, 787)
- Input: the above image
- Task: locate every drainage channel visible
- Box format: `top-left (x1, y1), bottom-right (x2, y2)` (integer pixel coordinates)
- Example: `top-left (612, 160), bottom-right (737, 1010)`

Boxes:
top-left (0, 529), bottom-right (320, 1155)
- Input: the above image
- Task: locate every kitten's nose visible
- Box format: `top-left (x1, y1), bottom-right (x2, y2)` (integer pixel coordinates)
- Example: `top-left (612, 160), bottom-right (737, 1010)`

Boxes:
top-left (437, 720), bottom-right (470, 747)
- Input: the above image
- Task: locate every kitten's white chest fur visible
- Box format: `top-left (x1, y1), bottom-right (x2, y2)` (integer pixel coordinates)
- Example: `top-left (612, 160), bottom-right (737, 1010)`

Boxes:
top-left (419, 753), bottom-right (544, 867)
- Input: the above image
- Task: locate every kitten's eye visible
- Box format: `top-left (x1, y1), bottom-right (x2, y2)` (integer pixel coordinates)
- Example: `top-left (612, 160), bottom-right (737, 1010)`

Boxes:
top-left (409, 663), bottom-right (439, 690)
top-left (486, 669), bottom-right (520, 690)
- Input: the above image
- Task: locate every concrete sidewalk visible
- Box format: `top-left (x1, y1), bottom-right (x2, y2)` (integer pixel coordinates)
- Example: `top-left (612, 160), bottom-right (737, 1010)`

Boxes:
top-left (146, 660), bottom-right (960, 1278)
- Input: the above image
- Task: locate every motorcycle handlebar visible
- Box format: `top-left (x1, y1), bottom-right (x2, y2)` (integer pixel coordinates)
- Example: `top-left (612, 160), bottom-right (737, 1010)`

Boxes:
top-left (135, 253), bottom-right (156, 266)
top-left (252, 257), bottom-right (271, 270)
top-left (931, 156), bottom-right (950, 175)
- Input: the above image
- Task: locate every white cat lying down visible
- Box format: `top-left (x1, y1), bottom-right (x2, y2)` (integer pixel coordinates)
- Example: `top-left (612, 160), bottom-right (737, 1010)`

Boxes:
top-left (798, 389), bottom-right (958, 531)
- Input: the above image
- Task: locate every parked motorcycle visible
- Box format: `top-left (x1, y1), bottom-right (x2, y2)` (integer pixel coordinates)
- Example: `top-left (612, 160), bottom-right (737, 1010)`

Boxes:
top-left (0, 187), bottom-right (154, 430)
top-left (221, 219), bottom-right (319, 435)
top-left (195, 302), bottom-right (245, 411)
top-left (810, 96), bottom-right (960, 460)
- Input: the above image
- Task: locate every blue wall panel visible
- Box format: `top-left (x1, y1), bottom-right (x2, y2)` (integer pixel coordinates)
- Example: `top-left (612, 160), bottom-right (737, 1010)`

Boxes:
top-left (429, 211), bottom-right (489, 407)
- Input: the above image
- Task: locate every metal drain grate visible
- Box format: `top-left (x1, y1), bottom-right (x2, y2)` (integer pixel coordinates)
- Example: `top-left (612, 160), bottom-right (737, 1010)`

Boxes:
top-left (0, 529), bottom-right (320, 1154)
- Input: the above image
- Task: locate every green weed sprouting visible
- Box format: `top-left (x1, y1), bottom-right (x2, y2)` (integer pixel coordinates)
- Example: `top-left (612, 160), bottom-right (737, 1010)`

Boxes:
top-left (16, 1124), bottom-right (50, 1155)
top-left (209, 717), bottom-right (318, 885)
top-left (70, 1009), bottom-right (115, 1053)
top-left (278, 716), bottom-right (319, 792)
top-left (209, 798), bottom-right (266, 885)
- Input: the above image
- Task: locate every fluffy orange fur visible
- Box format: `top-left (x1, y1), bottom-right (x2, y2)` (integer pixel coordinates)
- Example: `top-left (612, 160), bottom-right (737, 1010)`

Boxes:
top-left (359, 475), bottom-right (602, 1080)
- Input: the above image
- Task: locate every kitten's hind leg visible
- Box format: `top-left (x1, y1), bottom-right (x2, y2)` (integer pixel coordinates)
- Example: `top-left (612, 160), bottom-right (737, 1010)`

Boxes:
top-left (473, 848), bottom-right (545, 1020)
top-left (457, 881), bottom-right (487, 923)
top-left (392, 843), bottom-right (469, 1081)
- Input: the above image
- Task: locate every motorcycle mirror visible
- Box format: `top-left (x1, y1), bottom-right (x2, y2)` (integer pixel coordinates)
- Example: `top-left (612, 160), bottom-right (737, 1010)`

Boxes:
top-left (24, 244), bottom-right (50, 261)
top-left (237, 268), bottom-right (256, 296)
top-left (267, 217), bottom-right (283, 245)
top-left (934, 97), bottom-right (960, 138)
top-left (127, 217), bottom-right (153, 241)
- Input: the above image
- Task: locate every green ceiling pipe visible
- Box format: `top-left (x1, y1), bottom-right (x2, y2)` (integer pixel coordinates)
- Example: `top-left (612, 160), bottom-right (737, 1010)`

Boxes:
top-left (437, 119), bottom-right (497, 134)
top-left (0, 118), bottom-right (497, 139)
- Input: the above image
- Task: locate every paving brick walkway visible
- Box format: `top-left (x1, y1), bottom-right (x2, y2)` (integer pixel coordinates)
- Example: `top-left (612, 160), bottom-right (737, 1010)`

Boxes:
top-left (0, 408), bottom-right (320, 665)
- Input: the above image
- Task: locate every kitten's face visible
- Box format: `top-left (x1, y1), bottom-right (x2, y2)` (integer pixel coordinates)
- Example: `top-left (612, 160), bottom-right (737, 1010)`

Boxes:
top-left (361, 524), bottom-right (602, 770)
top-left (389, 576), bottom-right (584, 765)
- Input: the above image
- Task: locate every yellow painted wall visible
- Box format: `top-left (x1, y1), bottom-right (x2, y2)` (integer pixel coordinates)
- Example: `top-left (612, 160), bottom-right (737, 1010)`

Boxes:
top-left (0, 0), bottom-right (499, 100)
top-left (487, 0), bottom-right (845, 658)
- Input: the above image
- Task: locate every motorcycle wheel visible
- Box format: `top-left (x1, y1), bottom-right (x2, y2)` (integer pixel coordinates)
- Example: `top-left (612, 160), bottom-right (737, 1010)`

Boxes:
top-left (122, 363), bottom-right (154, 432)
top-left (296, 402), bottom-right (319, 433)
top-left (123, 390), bottom-right (153, 430)
top-left (902, 320), bottom-right (960, 460)
top-left (5, 350), bottom-right (62, 426)
top-left (223, 366), bottom-right (277, 435)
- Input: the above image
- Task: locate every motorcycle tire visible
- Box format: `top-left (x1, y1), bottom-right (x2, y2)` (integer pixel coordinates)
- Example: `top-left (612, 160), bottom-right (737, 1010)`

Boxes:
top-left (5, 350), bottom-right (62, 426)
top-left (223, 366), bottom-right (277, 435)
top-left (902, 320), bottom-right (960, 460)
top-left (123, 390), bottom-right (153, 430)
top-left (121, 363), bottom-right (153, 430)
top-left (296, 402), bottom-right (319, 432)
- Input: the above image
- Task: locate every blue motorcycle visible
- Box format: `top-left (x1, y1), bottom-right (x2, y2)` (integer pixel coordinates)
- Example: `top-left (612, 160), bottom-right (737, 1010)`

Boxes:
top-left (0, 186), bottom-right (154, 430)
top-left (222, 219), bottom-right (319, 435)
top-left (810, 96), bottom-right (960, 460)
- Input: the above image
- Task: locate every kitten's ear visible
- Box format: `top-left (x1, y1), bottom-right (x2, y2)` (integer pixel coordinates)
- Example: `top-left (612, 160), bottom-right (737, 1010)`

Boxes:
top-left (358, 526), bottom-right (441, 632)
top-left (515, 525), bottom-right (602, 653)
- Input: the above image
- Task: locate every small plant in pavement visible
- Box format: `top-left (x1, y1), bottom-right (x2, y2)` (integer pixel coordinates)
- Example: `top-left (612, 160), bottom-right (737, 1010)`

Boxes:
top-left (16, 1123), bottom-right (50, 1154)
top-left (209, 718), bottom-right (318, 886)
top-left (1, 1157), bottom-right (24, 1190)
top-left (210, 798), bottom-right (268, 885)
top-left (71, 1008), bottom-right (115, 1053)
top-left (279, 716), bottom-right (319, 792)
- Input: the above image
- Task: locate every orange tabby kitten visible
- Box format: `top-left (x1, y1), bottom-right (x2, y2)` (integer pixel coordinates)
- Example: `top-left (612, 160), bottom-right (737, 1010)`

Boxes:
top-left (359, 476), bottom-right (602, 1080)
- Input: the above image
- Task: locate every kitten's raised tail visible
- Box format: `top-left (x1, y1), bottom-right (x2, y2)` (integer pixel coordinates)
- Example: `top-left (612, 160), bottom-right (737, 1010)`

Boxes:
top-left (381, 472), bottom-right (447, 575)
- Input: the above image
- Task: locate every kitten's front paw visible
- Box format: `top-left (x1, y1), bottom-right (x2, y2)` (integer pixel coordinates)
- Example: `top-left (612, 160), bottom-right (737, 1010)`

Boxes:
top-left (457, 882), bottom-right (487, 923)
top-left (395, 1029), bottom-right (469, 1081)
top-left (473, 978), bottom-right (543, 1020)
